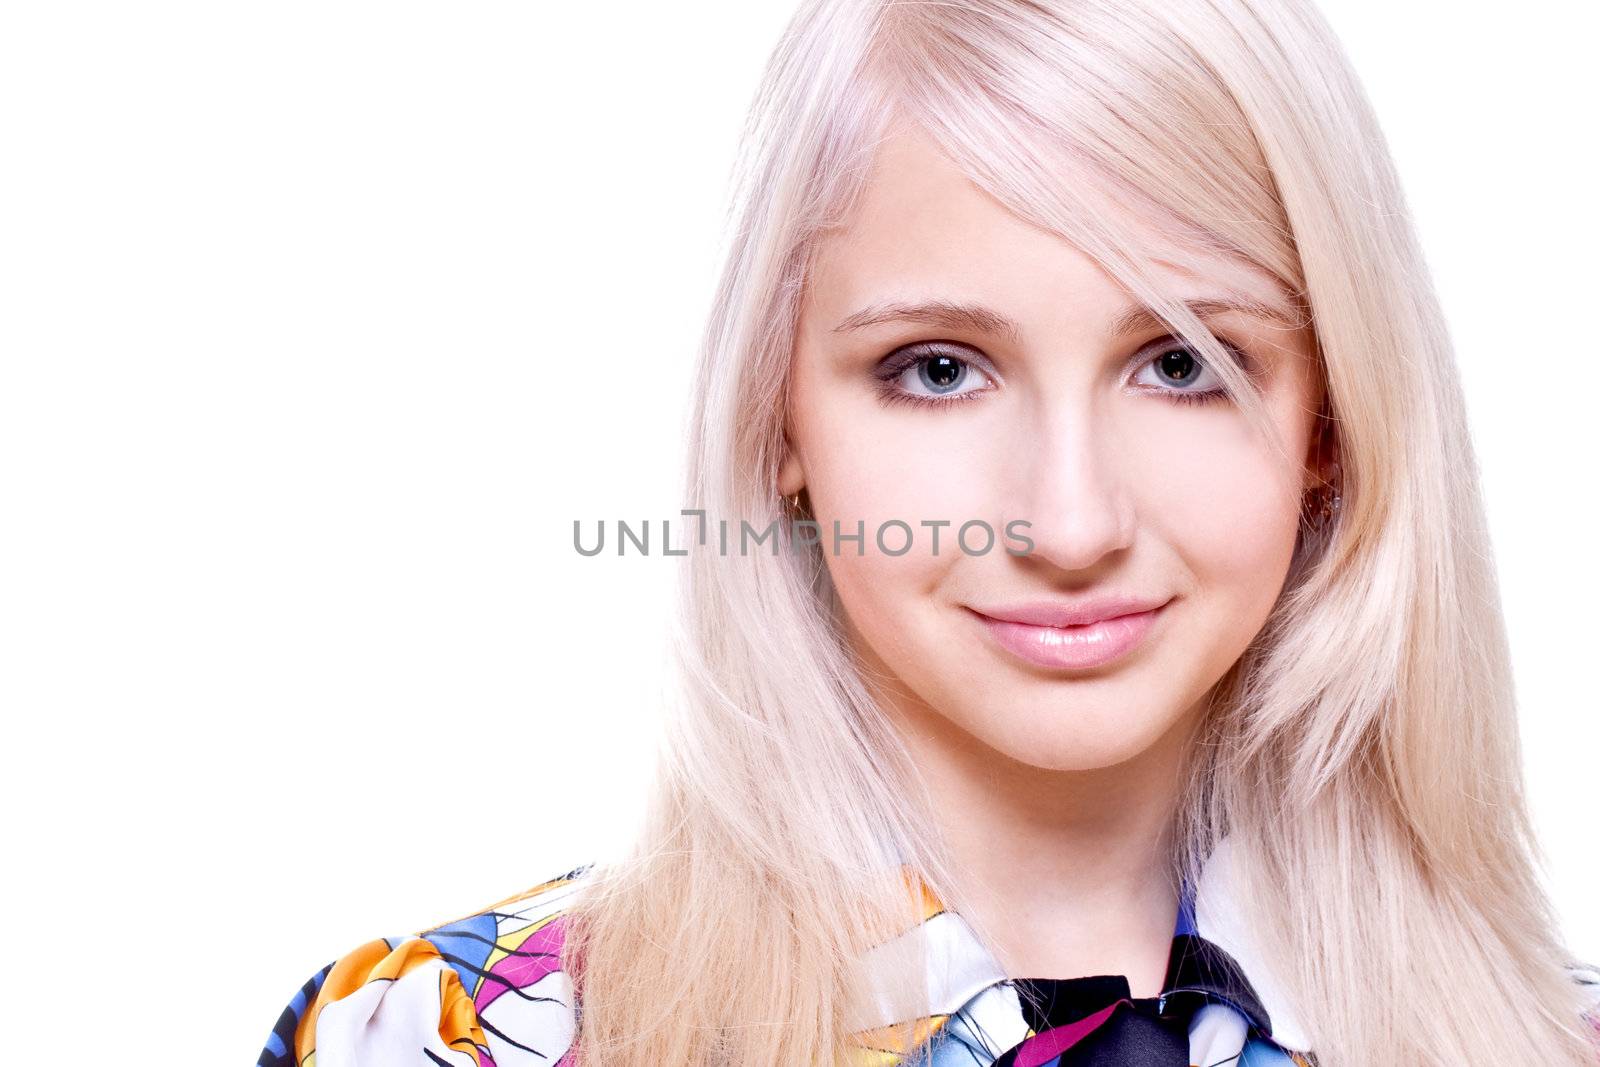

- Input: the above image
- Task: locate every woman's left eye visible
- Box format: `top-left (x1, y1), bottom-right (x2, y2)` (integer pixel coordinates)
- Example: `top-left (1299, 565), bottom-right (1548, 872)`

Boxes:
top-left (874, 344), bottom-right (996, 409)
top-left (1129, 338), bottom-right (1247, 405)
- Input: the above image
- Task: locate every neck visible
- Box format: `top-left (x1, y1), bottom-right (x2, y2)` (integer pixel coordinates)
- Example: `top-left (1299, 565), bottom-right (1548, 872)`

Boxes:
top-left (883, 681), bottom-right (1202, 997)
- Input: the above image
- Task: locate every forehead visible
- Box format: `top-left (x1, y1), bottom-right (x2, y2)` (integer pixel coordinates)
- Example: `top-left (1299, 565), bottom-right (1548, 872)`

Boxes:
top-left (803, 123), bottom-right (1293, 326)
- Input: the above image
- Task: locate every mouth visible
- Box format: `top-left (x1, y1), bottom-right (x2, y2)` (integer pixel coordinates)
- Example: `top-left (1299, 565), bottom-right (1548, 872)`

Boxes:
top-left (965, 597), bottom-right (1172, 671)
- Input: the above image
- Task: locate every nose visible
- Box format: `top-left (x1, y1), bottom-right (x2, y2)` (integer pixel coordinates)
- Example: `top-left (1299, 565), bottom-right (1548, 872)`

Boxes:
top-left (1010, 401), bottom-right (1137, 574)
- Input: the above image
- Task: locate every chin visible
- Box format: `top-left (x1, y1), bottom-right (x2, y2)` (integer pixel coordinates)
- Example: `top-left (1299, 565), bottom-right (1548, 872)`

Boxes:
top-left (970, 718), bottom-right (1170, 773)
top-left (999, 739), bottom-right (1157, 773)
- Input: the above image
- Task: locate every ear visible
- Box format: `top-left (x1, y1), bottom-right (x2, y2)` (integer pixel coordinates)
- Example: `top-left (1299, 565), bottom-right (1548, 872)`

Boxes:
top-left (1303, 392), bottom-right (1342, 493)
top-left (777, 435), bottom-right (805, 497)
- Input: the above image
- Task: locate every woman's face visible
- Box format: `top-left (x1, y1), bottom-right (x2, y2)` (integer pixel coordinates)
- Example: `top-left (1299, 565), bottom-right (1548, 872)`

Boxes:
top-left (779, 124), bottom-right (1324, 772)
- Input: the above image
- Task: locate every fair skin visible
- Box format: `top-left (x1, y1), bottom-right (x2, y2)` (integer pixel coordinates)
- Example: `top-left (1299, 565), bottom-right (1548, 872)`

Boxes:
top-left (778, 123), bottom-right (1329, 997)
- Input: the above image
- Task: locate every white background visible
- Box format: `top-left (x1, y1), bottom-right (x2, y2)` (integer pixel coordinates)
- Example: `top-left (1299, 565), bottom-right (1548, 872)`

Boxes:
top-left (1, 2), bottom-right (1594, 1061)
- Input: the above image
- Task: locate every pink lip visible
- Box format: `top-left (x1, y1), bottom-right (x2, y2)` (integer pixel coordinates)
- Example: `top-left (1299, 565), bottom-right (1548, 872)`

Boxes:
top-left (967, 595), bottom-right (1172, 671)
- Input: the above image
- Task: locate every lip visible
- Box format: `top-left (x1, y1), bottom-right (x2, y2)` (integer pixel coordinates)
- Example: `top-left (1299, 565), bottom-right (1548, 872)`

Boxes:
top-left (966, 594), bottom-right (1172, 671)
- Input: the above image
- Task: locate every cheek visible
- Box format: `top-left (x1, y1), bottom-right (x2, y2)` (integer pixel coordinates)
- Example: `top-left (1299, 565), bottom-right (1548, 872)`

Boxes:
top-left (794, 392), bottom-right (1011, 675)
top-left (1110, 411), bottom-right (1307, 740)
top-left (1134, 415), bottom-right (1304, 612)
top-left (808, 421), bottom-right (998, 628)
top-left (802, 388), bottom-right (1003, 524)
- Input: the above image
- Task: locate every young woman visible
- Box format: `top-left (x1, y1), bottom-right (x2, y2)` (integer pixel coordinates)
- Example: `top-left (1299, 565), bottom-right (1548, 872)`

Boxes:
top-left (257, 0), bottom-right (1600, 1064)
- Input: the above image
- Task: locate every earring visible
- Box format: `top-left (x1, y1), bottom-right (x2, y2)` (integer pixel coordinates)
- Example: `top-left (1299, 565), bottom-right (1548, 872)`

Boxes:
top-left (1311, 471), bottom-right (1342, 527)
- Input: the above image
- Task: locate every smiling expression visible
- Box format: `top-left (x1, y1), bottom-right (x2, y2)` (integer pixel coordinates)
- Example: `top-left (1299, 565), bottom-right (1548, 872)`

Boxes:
top-left (777, 122), bottom-right (1326, 772)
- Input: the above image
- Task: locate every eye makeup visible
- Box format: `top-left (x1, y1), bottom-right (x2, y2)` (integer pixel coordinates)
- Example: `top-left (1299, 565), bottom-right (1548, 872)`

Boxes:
top-left (870, 333), bottom-right (1260, 411)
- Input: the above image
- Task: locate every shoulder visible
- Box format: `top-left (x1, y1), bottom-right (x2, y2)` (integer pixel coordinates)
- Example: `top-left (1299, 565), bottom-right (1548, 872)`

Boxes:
top-left (257, 864), bottom-right (593, 1067)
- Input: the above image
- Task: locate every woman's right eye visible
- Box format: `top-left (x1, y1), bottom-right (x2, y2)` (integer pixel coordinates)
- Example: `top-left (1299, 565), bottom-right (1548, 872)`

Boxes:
top-left (873, 344), bottom-right (997, 410)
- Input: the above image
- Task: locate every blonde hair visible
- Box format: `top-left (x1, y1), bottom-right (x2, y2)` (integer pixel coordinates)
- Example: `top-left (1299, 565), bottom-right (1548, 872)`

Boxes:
top-left (559, 1), bottom-right (1600, 1063)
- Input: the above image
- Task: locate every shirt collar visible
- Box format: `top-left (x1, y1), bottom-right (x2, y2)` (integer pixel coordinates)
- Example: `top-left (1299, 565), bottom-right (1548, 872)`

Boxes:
top-left (842, 833), bottom-right (1312, 1058)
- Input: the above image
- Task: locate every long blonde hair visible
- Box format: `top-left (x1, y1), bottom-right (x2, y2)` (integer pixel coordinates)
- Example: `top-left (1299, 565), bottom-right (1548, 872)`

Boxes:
top-left (559, 1), bottom-right (1600, 1062)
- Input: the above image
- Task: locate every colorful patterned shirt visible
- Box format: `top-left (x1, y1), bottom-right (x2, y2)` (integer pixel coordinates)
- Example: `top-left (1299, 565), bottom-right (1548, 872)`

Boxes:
top-left (256, 835), bottom-right (1600, 1066)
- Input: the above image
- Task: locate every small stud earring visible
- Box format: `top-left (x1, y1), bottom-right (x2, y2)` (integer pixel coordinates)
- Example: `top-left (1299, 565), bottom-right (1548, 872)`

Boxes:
top-left (1312, 479), bottom-right (1342, 527)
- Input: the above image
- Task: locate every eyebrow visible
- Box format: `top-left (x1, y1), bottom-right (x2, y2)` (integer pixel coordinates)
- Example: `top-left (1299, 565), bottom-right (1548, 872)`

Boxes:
top-left (832, 295), bottom-right (1304, 343)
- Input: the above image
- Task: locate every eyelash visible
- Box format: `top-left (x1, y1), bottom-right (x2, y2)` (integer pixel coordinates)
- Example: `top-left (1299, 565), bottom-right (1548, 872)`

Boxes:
top-left (871, 337), bottom-right (1255, 411)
